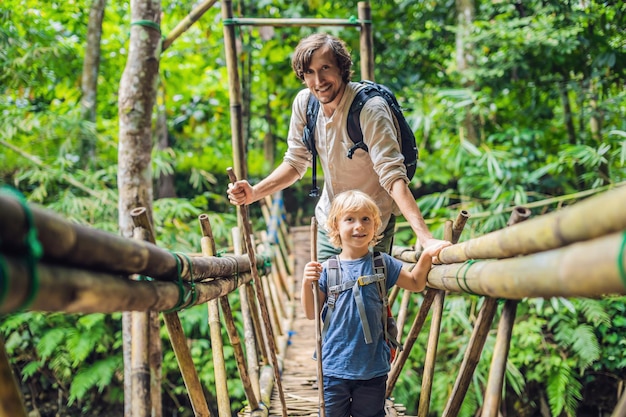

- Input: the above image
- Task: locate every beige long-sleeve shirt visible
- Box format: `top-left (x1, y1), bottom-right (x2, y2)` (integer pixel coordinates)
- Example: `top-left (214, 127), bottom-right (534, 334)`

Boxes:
top-left (284, 82), bottom-right (410, 233)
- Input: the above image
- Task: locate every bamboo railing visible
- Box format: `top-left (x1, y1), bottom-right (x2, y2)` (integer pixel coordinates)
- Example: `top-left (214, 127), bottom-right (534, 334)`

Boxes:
top-left (1, 185), bottom-right (625, 416)
top-left (0, 189), bottom-right (295, 417)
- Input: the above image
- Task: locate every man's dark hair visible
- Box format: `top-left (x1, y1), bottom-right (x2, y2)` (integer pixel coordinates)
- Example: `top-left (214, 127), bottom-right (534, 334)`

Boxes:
top-left (291, 33), bottom-right (353, 83)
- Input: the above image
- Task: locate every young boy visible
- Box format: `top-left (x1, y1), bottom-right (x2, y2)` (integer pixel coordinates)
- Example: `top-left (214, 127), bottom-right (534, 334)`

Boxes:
top-left (301, 190), bottom-right (451, 417)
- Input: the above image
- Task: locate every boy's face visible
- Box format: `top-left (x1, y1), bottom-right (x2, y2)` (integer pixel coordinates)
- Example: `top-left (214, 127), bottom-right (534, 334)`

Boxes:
top-left (302, 45), bottom-right (345, 107)
top-left (337, 208), bottom-right (376, 251)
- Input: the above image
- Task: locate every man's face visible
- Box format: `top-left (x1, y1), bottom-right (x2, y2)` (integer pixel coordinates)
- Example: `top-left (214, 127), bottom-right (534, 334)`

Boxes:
top-left (303, 46), bottom-right (346, 108)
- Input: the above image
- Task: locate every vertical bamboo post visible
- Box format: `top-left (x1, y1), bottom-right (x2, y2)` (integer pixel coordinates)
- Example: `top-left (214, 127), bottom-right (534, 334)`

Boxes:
top-left (394, 289), bottom-right (412, 344)
top-left (386, 289), bottom-right (437, 397)
top-left (417, 220), bottom-right (453, 416)
top-left (441, 298), bottom-right (498, 417)
top-left (232, 228), bottom-right (262, 401)
top-left (481, 207), bottom-right (531, 417)
top-left (227, 168), bottom-right (288, 417)
top-left (221, 0), bottom-right (245, 180)
top-left (199, 215), bottom-right (255, 414)
top-left (130, 226), bottom-right (151, 417)
top-left (130, 208), bottom-right (211, 417)
top-left (611, 389), bottom-right (626, 417)
top-left (358, 2), bottom-right (374, 81)
top-left (263, 196), bottom-right (292, 278)
top-left (0, 336), bottom-right (27, 417)
top-left (311, 217), bottom-right (326, 417)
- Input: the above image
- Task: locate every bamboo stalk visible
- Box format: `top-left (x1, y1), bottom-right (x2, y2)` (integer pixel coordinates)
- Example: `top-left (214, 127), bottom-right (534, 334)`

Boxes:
top-left (386, 289), bottom-right (436, 397)
top-left (0, 256), bottom-right (250, 314)
top-left (481, 300), bottom-right (518, 417)
top-left (232, 228), bottom-right (261, 401)
top-left (130, 227), bottom-right (151, 417)
top-left (227, 168), bottom-right (288, 417)
top-left (439, 185), bottom-right (626, 263)
top-left (162, 0), bottom-right (218, 51)
top-left (416, 220), bottom-right (454, 416)
top-left (394, 289), bottom-right (412, 344)
top-left (262, 196), bottom-right (292, 278)
top-left (0, 336), bottom-right (27, 417)
top-left (428, 232), bottom-right (626, 298)
top-left (442, 298), bottom-right (498, 417)
top-left (358, 2), bottom-right (374, 81)
top-left (0, 196), bottom-right (267, 282)
top-left (200, 215), bottom-right (258, 412)
top-left (611, 389), bottom-right (626, 417)
top-left (131, 209), bottom-right (210, 417)
top-left (481, 207), bottom-right (530, 417)
top-left (417, 289), bottom-right (445, 416)
top-left (224, 17), bottom-right (362, 27)
top-left (311, 217), bottom-right (326, 417)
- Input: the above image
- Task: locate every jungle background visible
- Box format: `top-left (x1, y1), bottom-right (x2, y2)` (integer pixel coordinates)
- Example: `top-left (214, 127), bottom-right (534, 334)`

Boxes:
top-left (1, 0), bottom-right (625, 416)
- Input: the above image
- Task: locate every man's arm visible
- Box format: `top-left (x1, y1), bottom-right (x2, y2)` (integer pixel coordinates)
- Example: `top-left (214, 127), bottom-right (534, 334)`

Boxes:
top-left (227, 162), bottom-right (301, 206)
top-left (388, 178), bottom-right (439, 248)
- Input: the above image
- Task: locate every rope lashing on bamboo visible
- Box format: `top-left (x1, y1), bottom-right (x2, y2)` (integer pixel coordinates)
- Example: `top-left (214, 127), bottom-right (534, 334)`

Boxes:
top-left (618, 231), bottom-right (626, 289)
top-left (454, 259), bottom-right (481, 296)
top-left (0, 187), bottom-right (42, 311)
top-left (131, 20), bottom-right (161, 33)
top-left (162, 252), bottom-right (197, 313)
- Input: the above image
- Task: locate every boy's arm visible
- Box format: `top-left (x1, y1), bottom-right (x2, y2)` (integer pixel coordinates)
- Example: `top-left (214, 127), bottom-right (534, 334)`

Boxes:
top-left (301, 261), bottom-right (325, 320)
top-left (396, 241), bottom-right (452, 292)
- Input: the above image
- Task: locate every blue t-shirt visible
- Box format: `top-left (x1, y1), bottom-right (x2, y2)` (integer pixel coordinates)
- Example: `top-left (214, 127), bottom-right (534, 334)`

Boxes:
top-left (318, 251), bottom-right (402, 380)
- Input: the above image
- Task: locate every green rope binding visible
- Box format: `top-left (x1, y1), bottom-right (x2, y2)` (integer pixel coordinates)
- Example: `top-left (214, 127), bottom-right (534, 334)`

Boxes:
top-left (163, 252), bottom-right (197, 314)
top-left (455, 259), bottom-right (479, 296)
top-left (131, 20), bottom-right (161, 33)
top-left (1, 187), bottom-right (42, 311)
top-left (618, 231), bottom-right (626, 290)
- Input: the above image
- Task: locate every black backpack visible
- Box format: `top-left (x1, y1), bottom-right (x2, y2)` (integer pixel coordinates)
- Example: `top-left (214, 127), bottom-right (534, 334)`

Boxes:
top-left (302, 80), bottom-right (419, 197)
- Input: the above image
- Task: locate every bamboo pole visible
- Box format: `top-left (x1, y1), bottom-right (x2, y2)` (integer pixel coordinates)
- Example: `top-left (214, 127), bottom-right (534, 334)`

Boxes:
top-left (227, 168), bottom-right (288, 417)
top-left (358, 2), bottom-right (374, 81)
top-left (480, 300), bottom-right (518, 417)
top-left (162, 0), bottom-right (218, 51)
top-left (130, 210), bottom-right (163, 417)
top-left (0, 336), bottom-right (27, 417)
top-left (232, 228), bottom-right (261, 403)
top-left (199, 223), bottom-right (231, 417)
top-left (481, 207), bottom-right (531, 417)
top-left (427, 231), bottom-right (626, 299)
top-left (130, 227), bottom-right (151, 417)
top-left (394, 289), bottom-right (412, 344)
top-left (311, 217), bottom-right (326, 417)
top-left (223, 17), bottom-right (362, 27)
top-left (418, 288), bottom-right (445, 416)
top-left (611, 389), bottom-right (626, 417)
top-left (221, 0), bottom-right (245, 181)
top-left (386, 289), bottom-right (437, 397)
top-left (0, 256), bottom-right (250, 314)
top-left (441, 298), bottom-right (498, 417)
top-left (262, 196), bottom-right (292, 279)
top-left (439, 185), bottom-right (626, 263)
top-left (131, 209), bottom-right (211, 417)
top-left (0, 194), bottom-right (266, 281)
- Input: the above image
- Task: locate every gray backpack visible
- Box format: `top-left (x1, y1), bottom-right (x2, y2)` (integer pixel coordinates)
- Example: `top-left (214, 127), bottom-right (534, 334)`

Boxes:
top-left (322, 251), bottom-right (402, 361)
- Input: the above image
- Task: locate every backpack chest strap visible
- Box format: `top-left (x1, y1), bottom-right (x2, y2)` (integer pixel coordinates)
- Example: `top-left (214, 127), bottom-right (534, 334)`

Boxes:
top-left (328, 273), bottom-right (385, 294)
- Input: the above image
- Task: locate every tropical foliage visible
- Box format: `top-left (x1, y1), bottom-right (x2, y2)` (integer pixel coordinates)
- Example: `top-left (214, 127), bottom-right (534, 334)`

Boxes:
top-left (1, 0), bottom-right (625, 416)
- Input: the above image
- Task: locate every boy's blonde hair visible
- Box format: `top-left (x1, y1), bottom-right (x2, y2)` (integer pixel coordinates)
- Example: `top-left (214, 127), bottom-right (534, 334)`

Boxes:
top-left (326, 190), bottom-right (383, 248)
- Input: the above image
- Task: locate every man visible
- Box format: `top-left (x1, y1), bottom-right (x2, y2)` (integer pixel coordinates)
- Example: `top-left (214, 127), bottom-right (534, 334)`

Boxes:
top-left (227, 33), bottom-right (443, 261)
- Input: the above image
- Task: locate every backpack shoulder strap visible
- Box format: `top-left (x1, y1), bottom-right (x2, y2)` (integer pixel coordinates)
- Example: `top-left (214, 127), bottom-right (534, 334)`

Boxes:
top-left (303, 93), bottom-right (320, 197)
top-left (321, 255), bottom-right (340, 338)
top-left (346, 81), bottom-right (380, 159)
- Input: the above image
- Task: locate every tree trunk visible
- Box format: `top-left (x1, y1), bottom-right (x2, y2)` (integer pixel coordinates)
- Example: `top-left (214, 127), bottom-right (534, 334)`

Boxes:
top-left (456, 0), bottom-right (478, 144)
top-left (118, 1), bottom-right (162, 416)
top-left (80, 0), bottom-right (107, 164)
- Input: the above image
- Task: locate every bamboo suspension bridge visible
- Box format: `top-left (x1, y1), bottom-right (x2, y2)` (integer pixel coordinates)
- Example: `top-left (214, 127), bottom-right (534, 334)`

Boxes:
top-left (0, 184), bottom-right (625, 417)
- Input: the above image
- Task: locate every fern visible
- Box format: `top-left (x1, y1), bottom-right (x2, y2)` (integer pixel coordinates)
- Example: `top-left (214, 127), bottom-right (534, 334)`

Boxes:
top-left (36, 327), bottom-right (67, 361)
top-left (570, 325), bottom-right (600, 369)
top-left (576, 298), bottom-right (611, 327)
top-left (68, 356), bottom-right (121, 405)
top-left (546, 362), bottom-right (582, 417)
